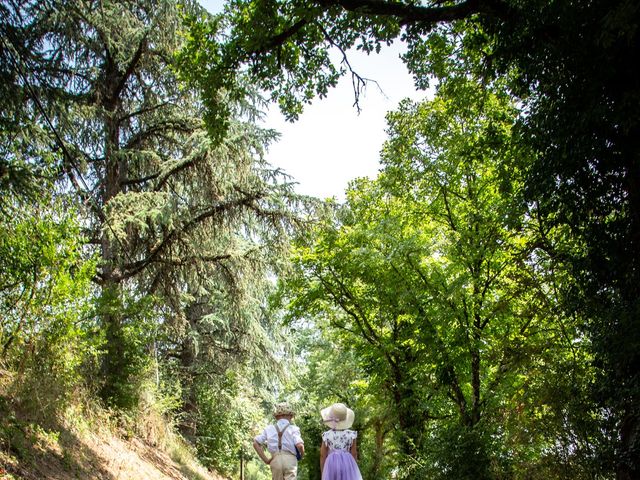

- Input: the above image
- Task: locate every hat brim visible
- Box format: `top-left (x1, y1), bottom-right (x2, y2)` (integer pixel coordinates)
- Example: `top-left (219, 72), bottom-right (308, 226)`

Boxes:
top-left (321, 405), bottom-right (354, 430)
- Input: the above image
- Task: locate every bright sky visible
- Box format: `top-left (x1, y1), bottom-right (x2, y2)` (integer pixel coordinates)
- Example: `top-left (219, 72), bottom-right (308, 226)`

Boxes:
top-left (198, 0), bottom-right (425, 200)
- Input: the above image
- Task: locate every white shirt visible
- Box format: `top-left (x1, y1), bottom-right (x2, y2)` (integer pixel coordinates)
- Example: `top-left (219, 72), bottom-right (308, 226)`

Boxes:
top-left (254, 419), bottom-right (303, 455)
top-left (322, 429), bottom-right (357, 451)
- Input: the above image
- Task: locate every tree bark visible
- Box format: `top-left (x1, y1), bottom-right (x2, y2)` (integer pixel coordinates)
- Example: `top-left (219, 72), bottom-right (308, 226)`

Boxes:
top-left (99, 46), bottom-right (127, 406)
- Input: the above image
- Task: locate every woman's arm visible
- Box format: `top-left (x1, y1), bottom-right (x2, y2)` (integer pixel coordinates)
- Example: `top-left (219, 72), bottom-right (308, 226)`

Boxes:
top-left (320, 441), bottom-right (328, 473)
top-left (350, 438), bottom-right (358, 462)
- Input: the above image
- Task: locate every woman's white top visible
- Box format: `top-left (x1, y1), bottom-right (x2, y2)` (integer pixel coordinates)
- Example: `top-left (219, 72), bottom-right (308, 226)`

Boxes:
top-left (254, 419), bottom-right (303, 455)
top-left (322, 429), bottom-right (357, 451)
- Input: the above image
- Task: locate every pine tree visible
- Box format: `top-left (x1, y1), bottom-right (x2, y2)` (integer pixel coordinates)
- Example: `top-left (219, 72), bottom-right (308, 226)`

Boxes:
top-left (1, 0), bottom-right (303, 412)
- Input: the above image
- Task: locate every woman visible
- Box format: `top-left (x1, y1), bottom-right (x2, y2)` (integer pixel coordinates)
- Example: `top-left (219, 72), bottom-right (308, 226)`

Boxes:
top-left (319, 403), bottom-right (363, 480)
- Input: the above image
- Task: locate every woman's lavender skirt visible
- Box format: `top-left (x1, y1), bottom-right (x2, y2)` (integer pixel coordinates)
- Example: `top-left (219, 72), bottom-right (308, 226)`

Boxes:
top-left (322, 450), bottom-right (363, 480)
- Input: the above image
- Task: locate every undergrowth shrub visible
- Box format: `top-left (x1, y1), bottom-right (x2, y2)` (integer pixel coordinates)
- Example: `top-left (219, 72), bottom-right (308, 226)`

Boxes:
top-left (0, 199), bottom-right (97, 421)
top-left (192, 371), bottom-right (266, 476)
top-left (95, 290), bottom-right (161, 410)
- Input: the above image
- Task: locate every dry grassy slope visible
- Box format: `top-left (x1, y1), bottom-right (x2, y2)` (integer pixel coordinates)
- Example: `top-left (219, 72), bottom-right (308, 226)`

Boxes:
top-left (0, 371), bottom-right (229, 480)
top-left (0, 420), bottom-right (226, 480)
top-left (0, 422), bottom-right (230, 480)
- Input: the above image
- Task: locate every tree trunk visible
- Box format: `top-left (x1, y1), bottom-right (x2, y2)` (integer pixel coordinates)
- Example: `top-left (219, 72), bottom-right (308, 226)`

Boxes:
top-left (390, 360), bottom-right (423, 456)
top-left (618, 408), bottom-right (639, 480)
top-left (178, 300), bottom-right (206, 441)
top-left (470, 313), bottom-right (482, 427)
top-left (99, 50), bottom-right (128, 406)
top-left (370, 418), bottom-right (386, 477)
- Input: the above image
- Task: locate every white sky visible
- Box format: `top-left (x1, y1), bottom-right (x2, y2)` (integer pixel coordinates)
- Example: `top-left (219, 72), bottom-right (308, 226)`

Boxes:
top-left (198, 0), bottom-right (426, 200)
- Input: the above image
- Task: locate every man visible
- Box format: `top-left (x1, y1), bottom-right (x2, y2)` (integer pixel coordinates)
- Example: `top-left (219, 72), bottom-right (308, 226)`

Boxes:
top-left (253, 402), bottom-right (305, 480)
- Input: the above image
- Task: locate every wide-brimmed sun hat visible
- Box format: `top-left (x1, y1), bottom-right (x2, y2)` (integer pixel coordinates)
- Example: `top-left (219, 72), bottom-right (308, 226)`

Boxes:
top-left (273, 402), bottom-right (295, 417)
top-left (321, 402), bottom-right (355, 430)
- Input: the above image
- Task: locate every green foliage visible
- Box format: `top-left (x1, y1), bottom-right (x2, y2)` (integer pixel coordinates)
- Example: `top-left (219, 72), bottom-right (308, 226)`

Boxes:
top-left (0, 1), bottom-right (61, 213)
top-left (174, 7), bottom-right (241, 143)
top-left (177, 0), bottom-right (402, 132)
top-left (474, 2), bottom-right (640, 475)
top-left (245, 460), bottom-right (272, 480)
top-left (2, 0), bottom-right (303, 411)
top-left (96, 290), bottom-right (159, 409)
top-left (183, 0), bottom-right (640, 475)
top-left (406, 423), bottom-right (492, 480)
top-left (190, 373), bottom-right (256, 473)
top-left (0, 196), bottom-right (96, 412)
top-left (2, 2), bottom-right (306, 476)
top-left (276, 75), bottom-right (597, 479)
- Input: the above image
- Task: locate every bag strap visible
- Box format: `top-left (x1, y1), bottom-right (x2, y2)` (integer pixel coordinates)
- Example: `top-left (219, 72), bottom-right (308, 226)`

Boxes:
top-left (275, 423), bottom-right (290, 452)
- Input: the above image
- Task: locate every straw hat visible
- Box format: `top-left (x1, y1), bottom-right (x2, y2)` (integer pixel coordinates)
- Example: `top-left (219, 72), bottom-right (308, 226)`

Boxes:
top-left (321, 403), bottom-right (355, 430)
top-left (273, 402), bottom-right (295, 417)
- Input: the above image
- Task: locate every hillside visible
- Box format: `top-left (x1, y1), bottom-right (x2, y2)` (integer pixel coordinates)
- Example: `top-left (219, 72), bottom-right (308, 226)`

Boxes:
top-left (0, 416), bottom-right (228, 480)
top-left (0, 372), bottom-right (228, 480)
top-left (0, 432), bottom-right (226, 480)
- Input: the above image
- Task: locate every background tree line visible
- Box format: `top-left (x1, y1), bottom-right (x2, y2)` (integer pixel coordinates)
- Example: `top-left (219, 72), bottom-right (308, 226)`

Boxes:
top-left (279, 76), bottom-right (601, 480)
top-left (1, 0), bottom-right (638, 479)
top-left (178, 0), bottom-right (639, 479)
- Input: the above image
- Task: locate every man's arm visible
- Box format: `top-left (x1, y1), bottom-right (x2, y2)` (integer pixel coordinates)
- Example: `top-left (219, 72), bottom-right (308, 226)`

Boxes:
top-left (253, 439), bottom-right (272, 465)
top-left (291, 425), bottom-right (305, 458)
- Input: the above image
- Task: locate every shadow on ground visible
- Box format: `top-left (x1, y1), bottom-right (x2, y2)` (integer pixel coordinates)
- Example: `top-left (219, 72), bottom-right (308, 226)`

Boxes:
top-left (0, 395), bottom-right (116, 479)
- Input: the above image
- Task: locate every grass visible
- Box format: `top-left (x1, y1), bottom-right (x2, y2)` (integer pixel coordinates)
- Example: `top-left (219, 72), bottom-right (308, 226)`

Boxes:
top-left (0, 368), bottom-right (228, 480)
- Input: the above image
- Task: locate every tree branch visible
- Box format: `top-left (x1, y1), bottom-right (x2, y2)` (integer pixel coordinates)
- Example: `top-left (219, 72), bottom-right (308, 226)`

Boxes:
top-left (112, 32), bottom-right (149, 101)
top-left (251, 18), bottom-right (309, 56)
top-left (400, 254), bottom-right (469, 416)
top-left (244, 0), bottom-right (491, 61)
top-left (118, 101), bottom-right (172, 123)
top-left (316, 0), bottom-right (482, 25)
top-left (155, 155), bottom-right (203, 191)
top-left (123, 119), bottom-right (197, 150)
top-left (114, 193), bottom-right (265, 281)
